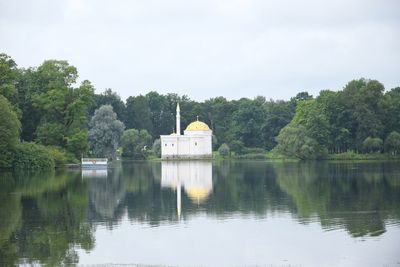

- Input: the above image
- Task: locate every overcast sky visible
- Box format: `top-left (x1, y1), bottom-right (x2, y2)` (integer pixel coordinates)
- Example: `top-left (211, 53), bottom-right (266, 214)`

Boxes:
top-left (1, 0), bottom-right (399, 101)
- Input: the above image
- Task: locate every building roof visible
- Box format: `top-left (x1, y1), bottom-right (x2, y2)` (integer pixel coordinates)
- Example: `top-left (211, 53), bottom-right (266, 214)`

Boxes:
top-left (185, 120), bottom-right (210, 131)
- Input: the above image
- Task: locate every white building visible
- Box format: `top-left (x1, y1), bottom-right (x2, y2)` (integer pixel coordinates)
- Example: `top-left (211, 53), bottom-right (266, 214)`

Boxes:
top-left (160, 103), bottom-right (212, 159)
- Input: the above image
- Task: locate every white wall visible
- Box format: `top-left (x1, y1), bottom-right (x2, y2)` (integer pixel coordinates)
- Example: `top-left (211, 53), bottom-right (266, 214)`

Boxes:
top-left (161, 130), bottom-right (212, 158)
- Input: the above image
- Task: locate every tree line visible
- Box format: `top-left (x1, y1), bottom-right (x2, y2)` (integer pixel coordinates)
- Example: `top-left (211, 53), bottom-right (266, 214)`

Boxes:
top-left (1, 52), bottom-right (400, 168)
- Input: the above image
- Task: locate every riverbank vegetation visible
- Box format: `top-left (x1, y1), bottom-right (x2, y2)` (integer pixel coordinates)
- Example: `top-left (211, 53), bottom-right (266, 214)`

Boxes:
top-left (1, 52), bottom-right (400, 169)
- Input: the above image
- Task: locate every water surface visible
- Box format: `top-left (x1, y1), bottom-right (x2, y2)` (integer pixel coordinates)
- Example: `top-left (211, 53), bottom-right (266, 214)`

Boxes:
top-left (1, 160), bottom-right (399, 266)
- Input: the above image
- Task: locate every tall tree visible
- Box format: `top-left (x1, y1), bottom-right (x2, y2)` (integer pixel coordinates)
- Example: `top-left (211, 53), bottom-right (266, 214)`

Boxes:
top-left (0, 53), bottom-right (19, 113)
top-left (88, 105), bottom-right (125, 158)
top-left (90, 88), bottom-right (126, 123)
top-left (0, 95), bottom-right (21, 168)
top-left (29, 60), bottom-right (94, 158)
top-left (263, 100), bottom-right (294, 150)
top-left (231, 98), bottom-right (266, 148)
top-left (380, 87), bottom-right (400, 137)
top-left (125, 95), bottom-right (153, 134)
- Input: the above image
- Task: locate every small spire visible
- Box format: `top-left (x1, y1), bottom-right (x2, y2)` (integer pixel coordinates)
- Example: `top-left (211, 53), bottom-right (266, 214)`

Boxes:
top-left (176, 102), bottom-right (180, 112)
top-left (196, 115), bottom-right (199, 121)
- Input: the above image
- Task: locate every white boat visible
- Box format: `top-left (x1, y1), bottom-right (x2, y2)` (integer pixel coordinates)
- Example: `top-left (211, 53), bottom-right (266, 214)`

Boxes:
top-left (81, 158), bottom-right (108, 169)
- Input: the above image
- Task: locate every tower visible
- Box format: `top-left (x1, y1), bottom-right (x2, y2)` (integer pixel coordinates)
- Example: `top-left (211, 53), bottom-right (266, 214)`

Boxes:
top-left (176, 103), bottom-right (181, 135)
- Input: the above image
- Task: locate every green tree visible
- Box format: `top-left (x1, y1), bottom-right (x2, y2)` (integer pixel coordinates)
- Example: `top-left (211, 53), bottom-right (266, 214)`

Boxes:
top-left (263, 100), bottom-right (294, 150)
top-left (27, 60), bottom-right (94, 158)
top-left (362, 137), bottom-right (383, 153)
top-left (380, 87), bottom-right (400, 137)
top-left (276, 125), bottom-right (327, 159)
top-left (275, 99), bottom-right (329, 159)
top-left (203, 97), bottom-right (237, 146)
top-left (152, 138), bottom-right (161, 158)
top-left (121, 129), bottom-right (152, 159)
top-left (338, 79), bottom-right (385, 150)
top-left (90, 88), bottom-right (127, 123)
top-left (125, 95), bottom-right (153, 133)
top-left (88, 105), bottom-right (125, 158)
top-left (146, 91), bottom-right (170, 137)
top-left (232, 98), bottom-right (266, 148)
top-left (218, 143), bottom-right (230, 157)
top-left (384, 131), bottom-right (400, 155)
top-left (0, 95), bottom-right (21, 168)
top-left (0, 53), bottom-right (20, 113)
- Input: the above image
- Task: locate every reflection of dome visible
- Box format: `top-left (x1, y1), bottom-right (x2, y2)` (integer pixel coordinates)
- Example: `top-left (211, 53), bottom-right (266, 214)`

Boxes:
top-left (185, 120), bottom-right (210, 131)
top-left (185, 187), bottom-right (211, 204)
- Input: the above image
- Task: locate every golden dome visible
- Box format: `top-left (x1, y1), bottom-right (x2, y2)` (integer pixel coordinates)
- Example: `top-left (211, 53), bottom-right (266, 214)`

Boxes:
top-left (185, 187), bottom-right (211, 204)
top-left (185, 120), bottom-right (210, 131)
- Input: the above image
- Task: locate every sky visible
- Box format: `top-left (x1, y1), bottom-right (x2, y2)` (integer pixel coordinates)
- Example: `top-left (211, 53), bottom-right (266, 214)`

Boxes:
top-left (0, 0), bottom-right (399, 101)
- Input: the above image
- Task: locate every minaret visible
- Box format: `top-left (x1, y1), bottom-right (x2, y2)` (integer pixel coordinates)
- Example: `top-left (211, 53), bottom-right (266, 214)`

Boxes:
top-left (176, 103), bottom-right (181, 135)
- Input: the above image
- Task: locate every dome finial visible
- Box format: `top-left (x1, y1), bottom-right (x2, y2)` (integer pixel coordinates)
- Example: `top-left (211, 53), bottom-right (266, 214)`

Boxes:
top-left (196, 115), bottom-right (199, 121)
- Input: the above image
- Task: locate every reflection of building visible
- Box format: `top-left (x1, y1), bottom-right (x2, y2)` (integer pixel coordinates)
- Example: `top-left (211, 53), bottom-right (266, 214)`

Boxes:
top-left (161, 161), bottom-right (213, 217)
top-left (160, 103), bottom-right (212, 159)
top-left (82, 169), bottom-right (108, 179)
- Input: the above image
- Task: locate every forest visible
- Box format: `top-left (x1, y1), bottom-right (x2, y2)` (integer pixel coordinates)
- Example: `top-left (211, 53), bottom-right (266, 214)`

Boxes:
top-left (1, 52), bottom-right (400, 168)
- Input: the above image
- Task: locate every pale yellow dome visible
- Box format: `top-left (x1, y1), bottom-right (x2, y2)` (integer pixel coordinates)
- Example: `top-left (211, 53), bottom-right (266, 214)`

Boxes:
top-left (185, 120), bottom-right (210, 131)
top-left (185, 187), bottom-right (211, 204)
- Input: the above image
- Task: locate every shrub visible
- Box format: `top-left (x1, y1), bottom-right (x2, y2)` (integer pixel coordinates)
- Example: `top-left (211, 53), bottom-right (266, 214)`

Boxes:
top-left (13, 142), bottom-right (55, 170)
top-left (46, 147), bottom-right (67, 166)
top-left (242, 147), bottom-right (265, 154)
top-left (236, 153), bottom-right (266, 160)
top-left (121, 129), bottom-right (152, 159)
top-left (218, 143), bottom-right (230, 157)
top-left (229, 140), bottom-right (245, 155)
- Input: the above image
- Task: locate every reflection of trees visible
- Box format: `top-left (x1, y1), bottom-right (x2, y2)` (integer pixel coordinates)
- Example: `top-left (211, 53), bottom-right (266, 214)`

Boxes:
top-left (108, 160), bottom-right (400, 238)
top-left (84, 160), bottom-right (400, 238)
top-left (3, 160), bottom-right (399, 265)
top-left (206, 161), bottom-right (289, 216)
top-left (86, 164), bottom-right (125, 223)
top-left (274, 162), bottom-right (400, 237)
top-left (0, 170), bottom-right (94, 266)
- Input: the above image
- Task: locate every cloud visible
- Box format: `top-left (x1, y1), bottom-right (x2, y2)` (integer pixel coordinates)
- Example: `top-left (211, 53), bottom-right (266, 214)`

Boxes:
top-left (0, 0), bottom-right (399, 101)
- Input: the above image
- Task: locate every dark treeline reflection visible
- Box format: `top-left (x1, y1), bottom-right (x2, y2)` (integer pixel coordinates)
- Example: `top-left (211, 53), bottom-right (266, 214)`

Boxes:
top-left (86, 161), bottom-right (400, 236)
top-left (1, 161), bottom-right (400, 265)
top-left (0, 170), bottom-right (94, 266)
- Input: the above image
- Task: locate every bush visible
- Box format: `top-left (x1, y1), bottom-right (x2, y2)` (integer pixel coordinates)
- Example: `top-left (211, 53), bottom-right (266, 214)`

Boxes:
top-left (218, 143), bottom-right (230, 157)
top-left (236, 153), bottom-right (266, 160)
top-left (121, 129), bottom-right (152, 159)
top-left (13, 142), bottom-right (55, 170)
top-left (46, 147), bottom-right (67, 166)
top-left (229, 140), bottom-right (245, 155)
top-left (242, 147), bottom-right (265, 154)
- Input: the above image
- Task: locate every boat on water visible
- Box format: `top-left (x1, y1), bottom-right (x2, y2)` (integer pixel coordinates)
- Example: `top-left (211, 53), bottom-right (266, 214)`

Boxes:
top-left (81, 158), bottom-right (108, 169)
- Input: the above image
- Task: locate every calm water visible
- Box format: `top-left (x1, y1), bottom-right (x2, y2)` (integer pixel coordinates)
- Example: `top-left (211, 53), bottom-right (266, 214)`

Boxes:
top-left (1, 160), bottom-right (400, 266)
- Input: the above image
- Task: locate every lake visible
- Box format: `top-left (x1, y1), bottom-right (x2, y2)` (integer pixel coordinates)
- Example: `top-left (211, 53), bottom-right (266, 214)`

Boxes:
top-left (1, 160), bottom-right (399, 266)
